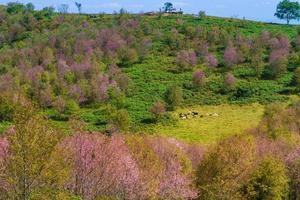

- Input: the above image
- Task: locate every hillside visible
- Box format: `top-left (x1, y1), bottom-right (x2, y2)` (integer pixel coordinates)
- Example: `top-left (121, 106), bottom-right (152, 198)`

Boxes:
top-left (0, 8), bottom-right (299, 136)
top-left (2, 2), bottom-right (300, 199)
top-left (1, 6), bottom-right (300, 139)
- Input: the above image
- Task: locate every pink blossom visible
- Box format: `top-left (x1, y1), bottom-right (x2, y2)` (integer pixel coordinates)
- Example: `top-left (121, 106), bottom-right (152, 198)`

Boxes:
top-left (68, 84), bottom-right (87, 104)
top-left (204, 53), bottom-right (218, 68)
top-left (64, 134), bottom-right (142, 199)
top-left (224, 72), bottom-right (236, 89)
top-left (176, 50), bottom-right (197, 70)
top-left (192, 70), bottom-right (206, 88)
top-left (146, 137), bottom-right (197, 199)
top-left (224, 45), bottom-right (238, 68)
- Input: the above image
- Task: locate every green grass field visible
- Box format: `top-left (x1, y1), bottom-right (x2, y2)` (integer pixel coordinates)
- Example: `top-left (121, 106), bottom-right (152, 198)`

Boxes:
top-left (152, 103), bottom-right (264, 144)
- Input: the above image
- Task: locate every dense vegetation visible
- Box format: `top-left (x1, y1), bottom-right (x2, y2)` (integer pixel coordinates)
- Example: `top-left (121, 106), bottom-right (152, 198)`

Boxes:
top-left (1, 2), bottom-right (300, 199)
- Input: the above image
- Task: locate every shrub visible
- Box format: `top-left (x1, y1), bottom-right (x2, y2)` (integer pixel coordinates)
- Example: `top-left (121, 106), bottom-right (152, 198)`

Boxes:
top-left (165, 85), bottom-right (183, 111)
top-left (224, 72), bottom-right (236, 90)
top-left (243, 156), bottom-right (289, 200)
top-left (196, 135), bottom-right (257, 199)
top-left (192, 70), bottom-right (206, 89)
top-left (110, 109), bottom-right (130, 131)
top-left (176, 50), bottom-right (197, 71)
top-left (224, 45), bottom-right (238, 68)
top-left (204, 53), bottom-right (218, 69)
top-left (268, 49), bottom-right (288, 78)
top-left (149, 101), bottom-right (166, 121)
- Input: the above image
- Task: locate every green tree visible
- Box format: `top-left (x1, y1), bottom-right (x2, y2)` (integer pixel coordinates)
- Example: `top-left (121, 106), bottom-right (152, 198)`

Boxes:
top-left (0, 100), bottom-right (70, 199)
top-left (243, 156), bottom-right (289, 200)
top-left (25, 3), bottom-right (35, 12)
top-left (195, 135), bottom-right (257, 200)
top-left (6, 2), bottom-right (26, 14)
top-left (165, 85), bottom-right (183, 110)
top-left (163, 2), bottom-right (174, 13)
top-left (111, 109), bottom-right (130, 132)
top-left (275, 0), bottom-right (300, 25)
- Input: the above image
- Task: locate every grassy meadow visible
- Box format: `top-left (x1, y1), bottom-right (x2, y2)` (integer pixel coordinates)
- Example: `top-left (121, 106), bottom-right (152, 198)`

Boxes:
top-left (152, 103), bottom-right (264, 144)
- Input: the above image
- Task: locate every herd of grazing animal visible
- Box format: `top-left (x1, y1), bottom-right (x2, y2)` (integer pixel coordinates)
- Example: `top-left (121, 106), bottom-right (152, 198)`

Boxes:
top-left (179, 111), bottom-right (219, 120)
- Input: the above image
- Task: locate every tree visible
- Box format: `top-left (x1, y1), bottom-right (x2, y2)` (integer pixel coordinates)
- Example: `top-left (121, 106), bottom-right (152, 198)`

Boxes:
top-left (165, 85), bottom-right (183, 110)
top-left (243, 156), bottom-right (289, 200)
top-left (0, 100), bottom-right (69, 199)
top-left (192, 70), bottom-right (206, 89)
top-left (196, 135), bottom-right (257, 199)
top-left (64, 134), bottom-right (141, 199)
top-left (268, 49), bottom-right (288, 78)
top-left (149, 101), bottom-right (166, 121)
top-left (75, 2), bottom-right (82, 14)
top-left (224, 45), bottom-right (238, 69)
top-left (6, 2), bottom-right (26, 14)
top-left (198, 10), bottom-right (206, 20)
top-left (224, 72), bottom-right (236, 90)
top-left (110, 109), bottom-right (131, 132)
top-left (176, 50), bottom-right (197, 71)
top-left (163, 2), bottom-right (174, 13)
top-left (204, 53), bottom-right (218, 69)
top-left (57, 4), bottom-right (69, 14)
top-left (25, 3), bottom-right (35, 12)
top-left (275, 0), bottom-right (300, 25)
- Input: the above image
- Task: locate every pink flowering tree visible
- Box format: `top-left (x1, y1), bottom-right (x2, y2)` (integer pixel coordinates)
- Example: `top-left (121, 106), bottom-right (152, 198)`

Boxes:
top-left (192, 70), bottom-right (207, 89)
top-left (64, 133), bottom-right (142, 200)
top-left (224, 45), bottom-right (238, 69)
top-left (176, 50), bottom-right (197, 71)
top-left (146, 137), bottom-right (197, 199)
top-left (224, 72), bottom-right (236, 90)
top-left (204, 53), bottom-right (218, 69)
top-left (149, 101), bottom-right (166, 121)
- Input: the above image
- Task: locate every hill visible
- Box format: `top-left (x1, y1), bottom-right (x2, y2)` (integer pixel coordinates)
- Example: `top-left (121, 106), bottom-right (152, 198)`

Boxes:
top-left (0, 4), bottom-right (300, 141)
top-left (2, 2), bottom-right (300, 199)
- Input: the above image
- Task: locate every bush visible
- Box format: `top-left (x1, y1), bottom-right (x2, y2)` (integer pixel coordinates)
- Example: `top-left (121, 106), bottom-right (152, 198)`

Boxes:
top-left (243, 156), bottom-right (289, 200)
top-left (192, 70), bottom-right (206, 89)
top-left (110, 109), bottom-right (130, 131)
top-left (149, 101), bottom-right (166, 122)
top-left (176, 50), bottom-right (197, 71)
top-left (196, 135), bottom-right (257, 199)
top-left (224, 72), bottom-right (236, 91)
top-left (165, 85), bottom-right (183, 110)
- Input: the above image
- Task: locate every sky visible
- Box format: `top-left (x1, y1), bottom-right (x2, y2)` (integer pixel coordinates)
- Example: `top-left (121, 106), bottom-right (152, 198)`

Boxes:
top-left (0, 0), bottom-right (299, 24)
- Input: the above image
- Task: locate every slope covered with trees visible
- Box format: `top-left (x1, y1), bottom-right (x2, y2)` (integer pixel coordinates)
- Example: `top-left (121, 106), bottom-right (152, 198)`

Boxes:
top-left (1, 2), bottom-right (300, 133)
top-left (1, 2), bottom-right (300, 199)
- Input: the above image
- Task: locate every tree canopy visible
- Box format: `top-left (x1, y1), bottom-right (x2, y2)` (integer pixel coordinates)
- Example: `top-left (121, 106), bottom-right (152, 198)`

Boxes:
top-left (275, 0), bottom-right (300, 24)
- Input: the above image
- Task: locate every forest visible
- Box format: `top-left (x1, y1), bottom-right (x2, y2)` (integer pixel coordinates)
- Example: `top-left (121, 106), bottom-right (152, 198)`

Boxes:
top-left (1, 1), bottom-right (300, 199)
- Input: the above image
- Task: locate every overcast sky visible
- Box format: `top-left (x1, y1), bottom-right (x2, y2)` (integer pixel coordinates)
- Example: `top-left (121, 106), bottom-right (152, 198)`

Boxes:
top-left (0, 0), bottom-right (299, 23)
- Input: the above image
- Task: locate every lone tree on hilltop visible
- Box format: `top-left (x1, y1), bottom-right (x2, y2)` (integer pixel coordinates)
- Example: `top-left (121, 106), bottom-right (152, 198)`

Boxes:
top-left (163, 2), bottom-right (174, 13)
top-left (275, 0), bottom-right (300, 24)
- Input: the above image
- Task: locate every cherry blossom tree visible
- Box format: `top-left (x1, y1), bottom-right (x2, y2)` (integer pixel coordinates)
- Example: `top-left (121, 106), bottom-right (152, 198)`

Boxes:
top-left (64, 133), bottom-right (141, 199)
top-left (192, 70), bottom-right (207, 88)
top-left (224, 45), bottom-right (238, 68)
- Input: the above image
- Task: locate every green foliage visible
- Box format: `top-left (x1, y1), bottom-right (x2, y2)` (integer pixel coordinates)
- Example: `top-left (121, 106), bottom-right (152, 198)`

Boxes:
top-left (6, 2), bottom-right (26, 14)
top-left (294, 67), bottom-right (300, 87)
top-left (196, 135), bottom-right (257, 199)
top-left (275, 0), bottom-right (300, 24)
top-left (110, 109), bottom-right (131, 131)
top-left (243, 156), bottom-right (289, 200)
top-left (165, 85), bottom-right (183, 110)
